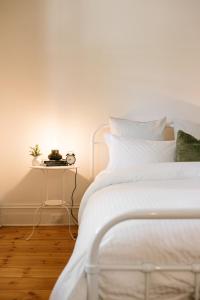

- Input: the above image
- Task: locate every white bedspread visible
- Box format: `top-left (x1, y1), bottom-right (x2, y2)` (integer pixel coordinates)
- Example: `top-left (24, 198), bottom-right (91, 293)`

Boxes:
top-left (50, 162), bottom-right (200, 300)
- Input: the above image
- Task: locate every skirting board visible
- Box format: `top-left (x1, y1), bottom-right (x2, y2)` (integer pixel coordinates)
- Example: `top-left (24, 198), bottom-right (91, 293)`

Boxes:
top-left (0, 207), bottom-right (78, 226)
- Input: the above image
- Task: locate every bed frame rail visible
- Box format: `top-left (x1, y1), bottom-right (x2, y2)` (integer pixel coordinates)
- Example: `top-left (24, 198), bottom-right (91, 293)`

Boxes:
top-left (85, 209), bottom-right (200, 300)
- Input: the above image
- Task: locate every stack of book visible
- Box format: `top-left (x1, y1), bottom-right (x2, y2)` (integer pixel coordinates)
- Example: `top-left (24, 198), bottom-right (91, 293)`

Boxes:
top-left (44, 160), bottom-right (67, 167)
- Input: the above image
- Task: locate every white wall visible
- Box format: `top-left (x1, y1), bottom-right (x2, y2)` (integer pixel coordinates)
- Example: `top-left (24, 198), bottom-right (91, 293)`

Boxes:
top-left (1, 0), bottom-right (200, 224)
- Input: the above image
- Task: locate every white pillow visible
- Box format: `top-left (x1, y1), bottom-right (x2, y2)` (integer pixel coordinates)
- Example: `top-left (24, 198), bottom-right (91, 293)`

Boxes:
top-left (109, 116), bottom-right (167, 140)
top-left (105, 134), bottom-right (176, 171)
top-left (174, 119), bottom-right (200, 139)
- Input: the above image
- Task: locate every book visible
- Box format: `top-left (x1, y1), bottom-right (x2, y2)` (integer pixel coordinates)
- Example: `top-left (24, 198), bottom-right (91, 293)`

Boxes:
top-left (44, 160), bottom-right (68, 167)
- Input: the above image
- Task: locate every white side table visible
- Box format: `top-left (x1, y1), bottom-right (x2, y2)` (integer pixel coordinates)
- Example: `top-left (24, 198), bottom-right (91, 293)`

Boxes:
top-left (26, 165), bottom-right (78, 240)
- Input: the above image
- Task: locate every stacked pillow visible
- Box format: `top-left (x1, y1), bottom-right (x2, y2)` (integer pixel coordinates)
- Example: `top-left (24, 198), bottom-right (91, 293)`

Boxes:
top-left (105, 117), bottom-right (200, 170)
top-left (109, 117), bottom-right (167, 140)
top-left (105, 116), bottom-right (176, 170)
top-left (174, 120), bottom-right (200, 162)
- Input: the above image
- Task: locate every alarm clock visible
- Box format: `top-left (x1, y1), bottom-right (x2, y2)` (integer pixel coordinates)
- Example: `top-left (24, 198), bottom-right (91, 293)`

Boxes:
top-left (66, 152), bottom-right (76, 165)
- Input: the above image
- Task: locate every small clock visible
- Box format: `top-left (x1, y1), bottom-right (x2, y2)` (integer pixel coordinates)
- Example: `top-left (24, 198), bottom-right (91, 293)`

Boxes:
top-left (66, 152), bottom-right (76, 166)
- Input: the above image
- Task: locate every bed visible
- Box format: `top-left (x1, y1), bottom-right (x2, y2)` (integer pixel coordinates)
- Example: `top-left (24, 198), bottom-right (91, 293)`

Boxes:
top-left (50, 109), bottom-right (200, 300)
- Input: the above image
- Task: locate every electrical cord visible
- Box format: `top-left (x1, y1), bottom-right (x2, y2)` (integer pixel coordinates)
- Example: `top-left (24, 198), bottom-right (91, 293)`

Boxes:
top-left (70, 167), bottom-right (78, 225)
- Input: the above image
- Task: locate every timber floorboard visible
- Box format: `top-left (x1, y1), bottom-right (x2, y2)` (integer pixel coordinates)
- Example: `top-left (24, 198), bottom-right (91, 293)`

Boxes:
top-left (0, 226), bottom-right (77, 300)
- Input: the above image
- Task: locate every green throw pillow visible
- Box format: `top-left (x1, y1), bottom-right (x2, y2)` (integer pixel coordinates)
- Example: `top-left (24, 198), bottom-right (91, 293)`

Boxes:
top-left (176, 130), bottom-right (200, 162)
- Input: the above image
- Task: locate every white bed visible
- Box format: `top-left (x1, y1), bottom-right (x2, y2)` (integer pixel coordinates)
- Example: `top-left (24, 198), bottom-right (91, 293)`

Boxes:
top-left (50, 105), bottom-right (200, 300)
top-left (50, 162), bottom-right (200, 300)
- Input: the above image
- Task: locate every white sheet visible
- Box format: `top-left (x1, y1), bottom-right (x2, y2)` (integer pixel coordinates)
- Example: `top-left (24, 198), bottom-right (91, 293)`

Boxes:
top-left (50, 162), bottom-right (200, 300)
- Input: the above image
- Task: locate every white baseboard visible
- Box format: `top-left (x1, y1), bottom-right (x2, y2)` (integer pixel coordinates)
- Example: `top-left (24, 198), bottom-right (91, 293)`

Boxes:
top-left (0, 207), bottom-right (78, 226)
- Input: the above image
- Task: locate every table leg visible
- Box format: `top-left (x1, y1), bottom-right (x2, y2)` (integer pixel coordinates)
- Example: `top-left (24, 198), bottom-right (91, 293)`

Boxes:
top-left (26, 205), bottom-right (43, 240)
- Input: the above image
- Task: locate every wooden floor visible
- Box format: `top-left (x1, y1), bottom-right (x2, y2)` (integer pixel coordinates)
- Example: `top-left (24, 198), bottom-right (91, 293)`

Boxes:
top-left (0, 226), bottom-right (77, 300)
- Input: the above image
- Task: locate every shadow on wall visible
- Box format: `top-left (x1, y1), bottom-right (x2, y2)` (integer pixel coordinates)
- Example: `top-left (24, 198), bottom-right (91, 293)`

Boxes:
top-left (2, 168), bottom-right (90, 205)
top-left (1, 168), bottom-right (90, 225)
top-left (124, 97), bottom-right (200, 123)
top-left (93, 97), bottom-right (200, 175)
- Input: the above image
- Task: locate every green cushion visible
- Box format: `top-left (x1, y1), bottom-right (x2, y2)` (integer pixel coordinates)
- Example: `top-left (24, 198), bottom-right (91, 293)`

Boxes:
top-left (176, 130), bottom-right (200, 162)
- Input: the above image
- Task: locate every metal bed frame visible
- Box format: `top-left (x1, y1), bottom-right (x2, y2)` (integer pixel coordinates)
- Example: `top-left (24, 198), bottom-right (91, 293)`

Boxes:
top-left (91, 123), bottom-right (108, 179)
top-left (87, 122), bottom-right (200, 300)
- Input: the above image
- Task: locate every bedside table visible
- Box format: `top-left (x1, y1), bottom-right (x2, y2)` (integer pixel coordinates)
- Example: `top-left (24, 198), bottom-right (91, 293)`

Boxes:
top-left (26, 165), bottom-right (79, 240)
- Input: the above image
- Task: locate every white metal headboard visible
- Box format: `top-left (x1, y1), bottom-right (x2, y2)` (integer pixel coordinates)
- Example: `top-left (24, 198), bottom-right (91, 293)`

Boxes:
top-left (91, 121), bottom-right (174, 179)
top-left (91, 123), bottom-right (109, 179)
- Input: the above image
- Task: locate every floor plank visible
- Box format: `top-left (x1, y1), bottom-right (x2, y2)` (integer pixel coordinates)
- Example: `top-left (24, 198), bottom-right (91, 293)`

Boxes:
top-left (0, 290), bottom-right (51, 300)
top-left (0, 255), bottom-right (71, 267)
top-left (0, 240), bottom-right (74, 254)
top-left (0, 277), bottom-right (55, 290)
top-left (0, 226), bottom-right (77, 300)
top-left (0, 226), bottom-right (77, 240)
top-left (0, 267), bottom-right (63, 278)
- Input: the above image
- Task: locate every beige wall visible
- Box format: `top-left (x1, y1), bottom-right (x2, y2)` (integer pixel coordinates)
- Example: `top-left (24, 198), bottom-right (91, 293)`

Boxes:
top-left (1, 0), bottom-right (200, 224)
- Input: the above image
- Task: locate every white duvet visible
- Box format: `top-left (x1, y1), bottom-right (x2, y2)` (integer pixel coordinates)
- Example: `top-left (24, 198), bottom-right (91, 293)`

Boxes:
top-left (50, 162), bottom-right (200, 300)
